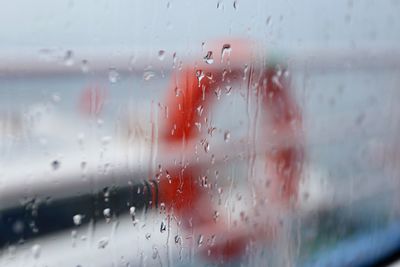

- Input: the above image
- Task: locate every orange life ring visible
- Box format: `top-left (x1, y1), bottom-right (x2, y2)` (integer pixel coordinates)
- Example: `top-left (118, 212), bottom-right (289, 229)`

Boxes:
top-left (151, 40), bottom-right (304, 262)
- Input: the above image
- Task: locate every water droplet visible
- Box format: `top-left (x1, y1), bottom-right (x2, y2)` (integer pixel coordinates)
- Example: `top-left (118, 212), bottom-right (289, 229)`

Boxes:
top-left (174, 86), bottom-right (180, 97)
top-left (214, 87), bottom-right (222, 99)
top-left (103, 208), bottom-right (111, 222)
top-left (203, 51), bottom-right (214, 64)
top-left (224, 131), bottom-right (231, 142)
top-left (152, 247), bottom-right (159, 259)
top-left (31, 244), bottom-right (41, 259)
top-left (77, 132), bottom-right (85, 144)
top-left (129, 206), bottom-right (136, 216)
top-left (145, 233), bottom-right (151, 239)
top-left (52, 94), bottom-right (61, 103)
top-left (243, 64), bottom-right (249, 80)
top-left (80, 161), bottom-right (87, 170)
top-left (266, 16), bottom-right (272, 26)
top-left (201, 176), bottom-right (209, 187)
top-left (30, 221), bottom-right (39, 233)
top-left (174, 235), bottom-right (181, 244)
top-left (283, 69), bottom-right (290, 78)
top-left (64, 50), bottom-right (74, 66)
top-left (81, 59), bottom-right (89, 73)
top-left (197, 105), bottom-right (204, 116)
top-left (221, 68), bottom-right (228, 81)
top-left (201, 139), bottom-right (210, 153)
top-left (108, 68), bottom-right (120, 83)
top-left (195, 70), bottom-right (205, 86)
top-left (51, 160), bottom-right (60, 170)
top-left (208, 126), bottom-right (217, 136)
top-left (143, 71), bottom-right (156, 81)
top-left (194, 122), bottom-right (202, 132)
top-left (97, 237), bottom-right (109, 249)
top-left (172, 52), bottom-right (178, 68)
top-left (272, 75), bottom-right (282, 88)
top-left (225, 85), bottom-right (232, 95)
top-left (160, 221), bottom-right (167, 233)
top-left (101, 136), bottom-right (112, 145)
top-left (130, 206), bottom-right (138, 225)
top-left (233, 0), bottom-right (238, 9)
top-left (73, 214), bottom-right (83, 226)
top-left (213, 211), bottom-right (220, 222)
top-left (197, 235), bottom-right (204, 246)
top-left (71, 230), bottom-right (77, 246)
top-left (158, 50), bottom-right (165, 61)
top-left (221, 44), bottom-right (231, 62)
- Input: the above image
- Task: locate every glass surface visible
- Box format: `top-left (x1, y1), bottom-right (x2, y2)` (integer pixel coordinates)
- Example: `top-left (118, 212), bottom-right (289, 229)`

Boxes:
top-left (0, 1), bottom-right (400, 266)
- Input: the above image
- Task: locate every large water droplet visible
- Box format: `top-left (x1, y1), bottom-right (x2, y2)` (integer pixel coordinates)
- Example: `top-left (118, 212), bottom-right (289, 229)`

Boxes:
top-left (160, 220), bottom-right (167, 233)
top-left (224, 131), bottom-right (231, 142)
top-left (221, 44), bottom-right (232, 62)
top-left (129, 206), bottom-right (136, 216)
top-left (196, 70), bottom-right (205, 85)
top-left (103, 208), bottom-right (111, 222)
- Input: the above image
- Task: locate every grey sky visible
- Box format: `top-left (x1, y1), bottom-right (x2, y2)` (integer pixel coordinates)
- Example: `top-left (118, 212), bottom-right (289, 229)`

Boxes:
top-left (0, 0), bottom-right (398, 50)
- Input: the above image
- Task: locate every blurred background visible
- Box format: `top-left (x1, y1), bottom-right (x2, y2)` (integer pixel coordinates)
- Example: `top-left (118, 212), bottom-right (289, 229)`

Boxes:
top-left (0, 0), bottom-right (400, 266)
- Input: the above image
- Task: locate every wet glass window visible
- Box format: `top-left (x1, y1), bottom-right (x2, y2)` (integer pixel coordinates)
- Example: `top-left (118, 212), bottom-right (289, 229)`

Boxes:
top-left (1, 1), bottom-right (400, 266)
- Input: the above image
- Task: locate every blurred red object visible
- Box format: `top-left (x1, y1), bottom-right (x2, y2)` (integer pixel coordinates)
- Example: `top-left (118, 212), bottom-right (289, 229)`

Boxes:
top-left (152, 39), bottom-right (304, 262)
